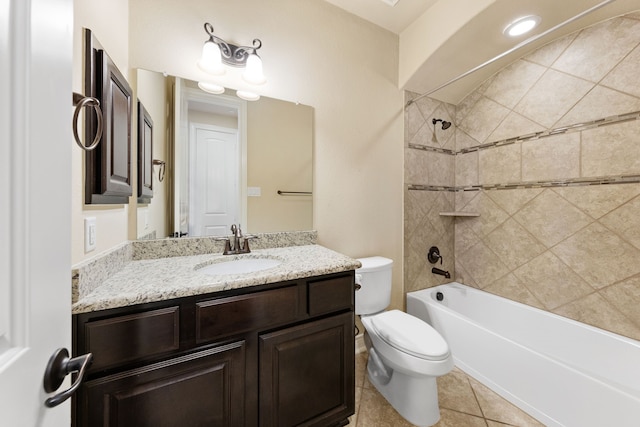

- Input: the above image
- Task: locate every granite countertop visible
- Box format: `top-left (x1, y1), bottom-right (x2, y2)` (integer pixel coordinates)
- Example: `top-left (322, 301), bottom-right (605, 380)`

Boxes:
top-left (72, 244), bottom-right (361, 314)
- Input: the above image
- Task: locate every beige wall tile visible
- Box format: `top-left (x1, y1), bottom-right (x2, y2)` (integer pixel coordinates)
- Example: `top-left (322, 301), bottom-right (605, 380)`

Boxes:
top-left (463, 192), bottom-right (510, 238)
top-left (602, 44), bottom-right (640, 98)
top-left (455, 151), bottom-right (478, 187)
top-left (551, 222), bottom-right (640, 289)
top-left (600, 194), bottom-right (640, 250)
top-left (557, 85), bottom-right (640, 127)
top-left (485, 188), bottom-right (543, 216)
top-left (483, 274), bottom-right (545, 309)
top-left (512, 190), bottom-right (593, 248)
top-left (582, 120), bottom-right (640, 177)
top-left (553, 292), bottom-right (640, 339)
top-left (599, 276), bottom-right (640, 331)
top-left (514, 69), bottom-right (593, 128)
top-left (552, 185), bottom-right (640, 219)
top-left (483, 218), bottom-right (547, 270)
top-left (458, 240), bottom-right (510, 288)
top-left (428, 151), bottom-right (455, 187)
top-left (525, 33), bottom-right (577, 67)
top-left (552, 17), bottom-right (640, 83)
top-left (404, 147), bottom-right (430, 185)
top-left (459, 96), bottom-right (511, 143)
top-left (485, 111), bottom-right (545, 143)
top-left (512, 251), bottom-right (594, 310)
top-left (479, 143), bottom-right (521, 184)
top-left (521, 133), bottom-right (580, 182)
top-left (483, 60), bottom-right (546, 109)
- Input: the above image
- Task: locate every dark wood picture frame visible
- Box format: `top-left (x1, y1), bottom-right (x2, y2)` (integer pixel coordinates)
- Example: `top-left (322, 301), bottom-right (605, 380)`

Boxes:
top-left (137, 100), bottom-right (153, 203)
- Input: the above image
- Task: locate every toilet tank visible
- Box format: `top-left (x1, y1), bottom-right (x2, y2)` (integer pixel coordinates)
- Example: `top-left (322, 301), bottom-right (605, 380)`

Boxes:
top-left (355, 256), bottom-right (393, 315)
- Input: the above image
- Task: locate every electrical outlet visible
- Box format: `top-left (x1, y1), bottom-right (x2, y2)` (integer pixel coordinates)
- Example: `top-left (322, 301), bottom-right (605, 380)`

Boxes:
top-left (85, 217), bottom-right (96, 252)
top-left (247, 186), bottom-right (261, 197)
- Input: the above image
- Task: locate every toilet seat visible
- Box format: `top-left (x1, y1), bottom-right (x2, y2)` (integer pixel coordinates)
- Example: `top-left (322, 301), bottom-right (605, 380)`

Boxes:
top-left (369, 310), bottom-right (450, 361)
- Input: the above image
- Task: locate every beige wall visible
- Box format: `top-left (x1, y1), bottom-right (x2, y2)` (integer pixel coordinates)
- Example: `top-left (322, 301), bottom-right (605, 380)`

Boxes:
top-left (72, 0), bottom-right (405, 309)
top-left (247, 97), bottom-right (313, 232)
top-left (405, 12), bottom-right (640, 340)
top-left (136, 69), bottom-right (168, 239)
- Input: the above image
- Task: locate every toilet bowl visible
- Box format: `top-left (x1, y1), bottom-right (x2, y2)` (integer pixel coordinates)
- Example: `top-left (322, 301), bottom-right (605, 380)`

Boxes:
top-left (356, 257), bottom-right (453, 427)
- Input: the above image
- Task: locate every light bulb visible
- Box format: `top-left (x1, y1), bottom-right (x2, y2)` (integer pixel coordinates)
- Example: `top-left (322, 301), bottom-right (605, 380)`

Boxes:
top-left (198, 40), bottom-right (225, 75)
top-left (236, 90), bottom-right (260, 101)
top-left (242, 53), bottom-right (266, 85)
top-left (504, 15), bottom-right (541, 37)
top-left (198, 81), bottom-right (225, 94)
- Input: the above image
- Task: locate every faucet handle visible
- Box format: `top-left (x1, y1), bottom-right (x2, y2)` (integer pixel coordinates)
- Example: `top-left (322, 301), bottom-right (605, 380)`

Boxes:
top-left (212, 236), bottom-right (233, 255)
top-left (427, 246), bottom-right (443, 264)
top-left (241, 234), bottom-right (258, 253)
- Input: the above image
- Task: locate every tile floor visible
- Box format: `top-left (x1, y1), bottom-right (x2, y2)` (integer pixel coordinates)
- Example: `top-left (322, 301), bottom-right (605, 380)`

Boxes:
top-left (349, 351), bottom-right (545, 427)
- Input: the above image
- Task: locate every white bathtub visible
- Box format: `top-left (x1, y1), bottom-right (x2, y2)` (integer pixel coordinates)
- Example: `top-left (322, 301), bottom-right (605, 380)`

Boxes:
top-left (406, 282), bottom-right (640, 427)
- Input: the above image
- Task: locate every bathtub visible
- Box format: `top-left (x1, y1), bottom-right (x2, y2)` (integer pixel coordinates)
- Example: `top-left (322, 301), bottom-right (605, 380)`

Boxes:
top-left (406, 282), bottom-right (640, 427)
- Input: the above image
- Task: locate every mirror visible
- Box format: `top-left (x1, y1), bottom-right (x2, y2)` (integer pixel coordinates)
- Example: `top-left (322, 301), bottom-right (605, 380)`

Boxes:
top-left (135, 69), bottom-right (313, 239)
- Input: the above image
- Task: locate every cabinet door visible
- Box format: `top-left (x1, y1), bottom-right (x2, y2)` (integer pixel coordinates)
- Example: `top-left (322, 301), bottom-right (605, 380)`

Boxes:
top-left (77, 341), bottom-right (246, 427)
top-left (259, 312), bottom-right (355, 427)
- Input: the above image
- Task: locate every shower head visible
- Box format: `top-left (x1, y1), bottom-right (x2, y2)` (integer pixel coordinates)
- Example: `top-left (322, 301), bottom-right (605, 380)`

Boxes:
top-left (432, 118), bottom-right (452, 130)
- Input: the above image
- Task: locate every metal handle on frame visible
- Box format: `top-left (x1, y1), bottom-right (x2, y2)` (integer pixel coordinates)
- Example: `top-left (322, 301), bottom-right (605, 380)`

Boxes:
top-left (277, 190), bottom-right (312, 196)
top-left (72, 92), bottom-right (103, 151)
top-left (43, 348), bottom-right (93, 408)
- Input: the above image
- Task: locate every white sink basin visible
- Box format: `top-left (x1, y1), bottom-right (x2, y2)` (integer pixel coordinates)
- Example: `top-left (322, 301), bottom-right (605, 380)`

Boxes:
top-left (197, 258), bottom-right (282, 275)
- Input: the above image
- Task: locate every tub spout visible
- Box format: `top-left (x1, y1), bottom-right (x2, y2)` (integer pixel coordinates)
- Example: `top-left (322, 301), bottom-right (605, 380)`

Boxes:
top-left (432, 267), bottom-right (450, 279)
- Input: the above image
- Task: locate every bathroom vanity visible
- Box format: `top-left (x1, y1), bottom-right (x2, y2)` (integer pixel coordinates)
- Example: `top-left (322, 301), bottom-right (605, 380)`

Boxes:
top-left (71, 242), bottom-right (358, 427)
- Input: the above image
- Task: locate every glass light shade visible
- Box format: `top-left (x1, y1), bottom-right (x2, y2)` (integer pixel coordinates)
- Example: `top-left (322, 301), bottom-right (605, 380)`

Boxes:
top-left (504, 15), bottom-right (541, 37)
top-left (242, 53), bottom-right (266, 85)
top-left (198, 81), bottom-right (225, 94)
top-left (198, 41), bottom-right (225, 75)
top-left (236, 90), bottom-right (260, 101)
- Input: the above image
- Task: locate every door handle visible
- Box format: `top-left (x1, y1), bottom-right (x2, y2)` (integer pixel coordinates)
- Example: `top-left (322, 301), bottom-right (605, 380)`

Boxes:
top-left (43, 348), bottom-right (93, 408)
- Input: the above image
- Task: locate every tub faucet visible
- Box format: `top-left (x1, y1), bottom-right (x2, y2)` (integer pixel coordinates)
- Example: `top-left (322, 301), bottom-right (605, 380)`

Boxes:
top-left (431, 267), bottom-right (451, 279)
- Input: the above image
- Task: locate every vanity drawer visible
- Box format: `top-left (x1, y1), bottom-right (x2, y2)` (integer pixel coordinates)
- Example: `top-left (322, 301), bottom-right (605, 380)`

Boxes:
top-left (84, 306), bottom-right (180, 371)
top-left (307, 274), bottom-right (354, 316)
top-left (195, 285), bottom-right (302, 344)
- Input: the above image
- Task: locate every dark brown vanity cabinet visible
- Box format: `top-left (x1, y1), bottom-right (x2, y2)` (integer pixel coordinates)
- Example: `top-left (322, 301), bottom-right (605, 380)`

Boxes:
top-left (72, 271), bottom-right (355, 427)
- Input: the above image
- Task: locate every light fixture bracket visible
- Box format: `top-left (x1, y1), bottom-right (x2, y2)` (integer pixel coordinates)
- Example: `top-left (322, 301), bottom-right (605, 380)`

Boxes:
top-left (203, 22), bottom-right (262, 67)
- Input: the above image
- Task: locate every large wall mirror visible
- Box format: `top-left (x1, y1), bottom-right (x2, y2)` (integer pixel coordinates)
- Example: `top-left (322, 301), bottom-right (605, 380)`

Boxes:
top-left (135, 69), bottom-right (313, 239)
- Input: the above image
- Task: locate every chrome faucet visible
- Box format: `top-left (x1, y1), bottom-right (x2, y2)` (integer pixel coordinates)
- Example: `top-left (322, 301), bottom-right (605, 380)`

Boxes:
top-left (215, 224), bottom-right (258, 255)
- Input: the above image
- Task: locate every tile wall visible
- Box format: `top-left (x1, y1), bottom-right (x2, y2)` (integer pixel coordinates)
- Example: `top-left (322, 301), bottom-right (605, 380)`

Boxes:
top-left (404, 11), bottom-right (640, 341)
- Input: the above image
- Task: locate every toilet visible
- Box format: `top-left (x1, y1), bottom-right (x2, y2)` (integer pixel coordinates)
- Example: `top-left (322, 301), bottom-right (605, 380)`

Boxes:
top-left (356, 256), bottom-right (454, 427)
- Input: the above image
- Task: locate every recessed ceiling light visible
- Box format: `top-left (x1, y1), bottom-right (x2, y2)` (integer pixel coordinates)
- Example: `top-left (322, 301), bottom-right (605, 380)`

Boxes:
top-left (380, 0), bottom-right (399, 6)
top-left (503, 15), bottom-right (541, 37)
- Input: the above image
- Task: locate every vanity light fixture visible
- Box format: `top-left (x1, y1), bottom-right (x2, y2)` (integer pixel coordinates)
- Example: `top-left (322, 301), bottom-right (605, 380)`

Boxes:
top-left (197, 22), bottom-right (266, 100)
top-left (503, 15), bottom-right (541, 37)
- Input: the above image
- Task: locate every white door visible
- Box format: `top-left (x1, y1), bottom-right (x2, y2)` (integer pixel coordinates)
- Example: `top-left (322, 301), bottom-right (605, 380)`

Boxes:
top-left (0, 0), bottom-right (73, 425)
top-left (189, 125), bottom-right (240, 236)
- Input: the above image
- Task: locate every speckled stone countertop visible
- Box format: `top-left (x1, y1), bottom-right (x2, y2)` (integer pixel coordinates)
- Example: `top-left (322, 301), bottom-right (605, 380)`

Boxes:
top-left (72, 244), bottom-right (361, 314)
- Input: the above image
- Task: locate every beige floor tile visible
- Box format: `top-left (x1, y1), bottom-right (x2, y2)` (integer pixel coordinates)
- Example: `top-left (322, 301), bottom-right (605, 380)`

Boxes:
top-left (468, 377), bottom-right (545, 427)
top-left (356, 387), bottom-right (416, 427)
top-left (433, 408), bottom-right (488, 427)
top-left (437, 368), bottom-right (483, 417)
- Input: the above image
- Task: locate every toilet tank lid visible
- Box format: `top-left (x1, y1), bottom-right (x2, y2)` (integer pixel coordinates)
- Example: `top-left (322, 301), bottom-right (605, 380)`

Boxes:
top-left (356, 256), bottom-right (393, 272)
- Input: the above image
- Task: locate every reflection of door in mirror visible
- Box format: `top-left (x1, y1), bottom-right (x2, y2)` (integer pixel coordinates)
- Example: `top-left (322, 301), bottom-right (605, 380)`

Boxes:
top-left (177, 81), bottom-right (247, 237)
top-left (190, 124), bottom-right (239, 236)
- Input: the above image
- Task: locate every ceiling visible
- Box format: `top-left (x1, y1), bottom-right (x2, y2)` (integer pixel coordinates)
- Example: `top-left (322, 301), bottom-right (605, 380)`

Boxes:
top-left (324, 0), bottom-right (640, 104)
